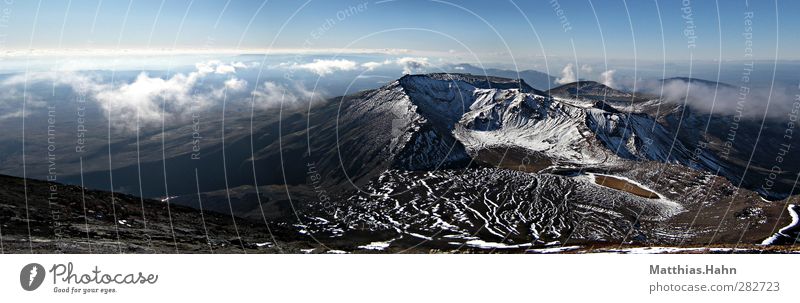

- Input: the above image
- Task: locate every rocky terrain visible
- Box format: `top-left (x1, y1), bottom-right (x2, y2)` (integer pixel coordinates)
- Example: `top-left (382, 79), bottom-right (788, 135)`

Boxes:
top-left (179, 73), bottom-right (800, 252)
top-left (0, 173), bottom-right (314, 253)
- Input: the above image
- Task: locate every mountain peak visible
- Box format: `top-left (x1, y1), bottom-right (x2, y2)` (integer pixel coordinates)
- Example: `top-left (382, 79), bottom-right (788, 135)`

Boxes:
top-left (400, 73), bottom-right (541, 94)
top-left (547, 80), bottom-right (630, 98)
top-left (445, 64), bottom-right (557, 91)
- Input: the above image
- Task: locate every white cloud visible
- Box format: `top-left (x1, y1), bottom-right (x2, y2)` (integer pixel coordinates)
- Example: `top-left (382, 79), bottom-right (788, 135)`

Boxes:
top-left (215, 64), bottom-right (236, 74)
top-left (2, 71), bottom-right (105, 92)
top-left (599, 69), bottom-right (616, 88)
top-left (224, 77), bottom-right (247, 91)
top-left (360, 58), bottom-right (430, 74)
top-left (281, 57), bottom-right (432, 75)
top-left (361, 61), bottom-right (386, 71)
top-left (95, 72), bottom-right (201, 130)
top-left (555, 63), bottom-right (576, 85)
top-left (636, 78), bottom-right (796, 119)
top-left (254, 82), bottom-right (289, 108)
top-left (396, 57), bottom-right (430, 74)
top-left (0, 60), bottom-right (253, 131)
top-left (96, 61), bottom-right (250, 130)
top-left (291, 59), bottom-right (358, 76)
top-left (580, 64), bottom-right (593, 74)
top-left (253, 81), bottom-right (322, 109)
top-left (0, 89), bottom-right (49, 121)
top-left (209, 77), bottom-right (249, 99)
top-left (195, 60), bottom-right (243, 75)
top-left (231, 61), bottom-right (248, 69)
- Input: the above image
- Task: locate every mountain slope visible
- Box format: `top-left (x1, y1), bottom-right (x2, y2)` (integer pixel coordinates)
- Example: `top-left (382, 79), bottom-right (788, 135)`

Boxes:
top-left (0, 173), bottom-right (306, 253)
top-left (547, 78), bottom-right (800, 199)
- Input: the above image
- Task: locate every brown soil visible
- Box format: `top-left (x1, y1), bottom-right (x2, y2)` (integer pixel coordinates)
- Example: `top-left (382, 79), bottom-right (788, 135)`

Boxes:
top-left (594, 175), bottom-right (660, 199)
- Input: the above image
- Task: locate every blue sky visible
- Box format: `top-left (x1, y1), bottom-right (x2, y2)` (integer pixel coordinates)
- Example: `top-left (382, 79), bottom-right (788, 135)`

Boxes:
top-left (1, 0), bottom-right (795, 63)
top-left (0, 0), bottom-right (797, 135)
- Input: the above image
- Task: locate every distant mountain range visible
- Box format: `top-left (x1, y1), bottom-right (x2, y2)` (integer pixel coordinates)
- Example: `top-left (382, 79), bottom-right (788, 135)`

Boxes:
top-left (447, 63), bottom-right (557, 90)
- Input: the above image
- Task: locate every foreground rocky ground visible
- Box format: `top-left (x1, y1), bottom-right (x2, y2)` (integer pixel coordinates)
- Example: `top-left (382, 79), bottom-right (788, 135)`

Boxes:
top-left (1, 171), bottom-right (798, 254)
top-left (0, 174), bottom-right (314, 253)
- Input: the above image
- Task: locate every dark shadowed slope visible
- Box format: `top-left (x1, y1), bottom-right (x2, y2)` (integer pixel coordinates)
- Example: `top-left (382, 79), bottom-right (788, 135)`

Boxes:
top-left (0, 173), bottom-right (311, 253)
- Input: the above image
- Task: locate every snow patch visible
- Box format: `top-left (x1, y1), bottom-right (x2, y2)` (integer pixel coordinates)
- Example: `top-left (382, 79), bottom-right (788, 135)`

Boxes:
top-left (761, 204), bottom-right (800, 245)
top-left (463, 239), bottom-right (532, 249)
top-left (526, 245), bottom-right (582, 254)
top-left (358, 241), bottom-right (393, 251)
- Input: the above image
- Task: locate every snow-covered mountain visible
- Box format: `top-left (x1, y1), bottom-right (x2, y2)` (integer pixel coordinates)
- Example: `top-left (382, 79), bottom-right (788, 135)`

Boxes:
top-left (337, 73), bottom-right (723, 175)
top-left (0, 70), bottom-right (782, 252)
top-left (223, 73), bottom-right (787, 250)
top-left (234, 72), bottom-right (794, 203)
